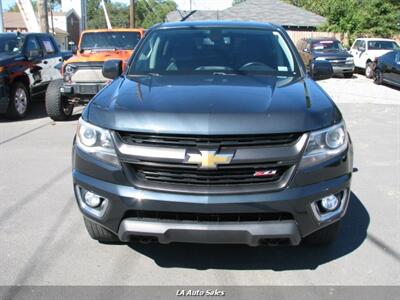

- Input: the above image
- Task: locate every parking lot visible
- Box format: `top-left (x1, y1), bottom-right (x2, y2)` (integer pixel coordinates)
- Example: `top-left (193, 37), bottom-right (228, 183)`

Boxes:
top-left (0, 74), bottom-right (399, 288)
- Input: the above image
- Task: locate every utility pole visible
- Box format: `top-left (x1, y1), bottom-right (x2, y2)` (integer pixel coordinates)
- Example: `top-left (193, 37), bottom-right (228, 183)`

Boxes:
top-left (0, 0), bottom-right (4, 33)
top-left (130, 0), bottom-right (136, 28)
top-left (37, 0), bottom-right (49, 33)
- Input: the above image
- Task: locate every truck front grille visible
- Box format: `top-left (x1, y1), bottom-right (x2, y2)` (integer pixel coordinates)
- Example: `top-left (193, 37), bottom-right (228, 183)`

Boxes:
top-left (115, 132), bottom-right (305, 194)
top-left (130, 162), bottom-right (291, 186)
top-left (117, 132), bottom-right (302, 148)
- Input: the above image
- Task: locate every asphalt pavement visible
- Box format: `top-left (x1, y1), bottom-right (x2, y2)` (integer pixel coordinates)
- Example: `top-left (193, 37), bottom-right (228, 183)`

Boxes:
top-left (0, 75), bottom-right (399, 289)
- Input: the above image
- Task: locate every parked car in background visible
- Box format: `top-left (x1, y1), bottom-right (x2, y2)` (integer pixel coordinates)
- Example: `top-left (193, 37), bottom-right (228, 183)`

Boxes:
top-left (45, 28), bottom-right (145, 121)
top-left (349, 38), bottom-right (400, 78)
top-left (373, 50), bottom-right (400, 88)
top-left (0, 32), bottom-right (63, 119)
top-left (296, 37), bottom-right (354, 78)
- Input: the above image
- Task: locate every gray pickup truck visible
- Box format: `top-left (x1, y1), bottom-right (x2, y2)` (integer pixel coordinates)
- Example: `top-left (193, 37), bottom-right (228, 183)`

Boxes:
top-left (72, 21), bottom-right (353, 247)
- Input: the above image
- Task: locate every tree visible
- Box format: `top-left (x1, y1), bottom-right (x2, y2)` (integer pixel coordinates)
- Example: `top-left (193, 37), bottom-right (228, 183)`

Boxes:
top-left (286, 0), bottom-right (399, 39)
top-left (86, 0), bottom-right (176, 29)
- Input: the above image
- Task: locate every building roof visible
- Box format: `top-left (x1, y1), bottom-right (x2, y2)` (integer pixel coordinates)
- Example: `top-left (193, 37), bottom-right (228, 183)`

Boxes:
top-left (4, 11), bottom-right (69, 35)
top-left (167, 0), bottom-right (326, 29)
top-left (3, 12), bottom-right (26, 29)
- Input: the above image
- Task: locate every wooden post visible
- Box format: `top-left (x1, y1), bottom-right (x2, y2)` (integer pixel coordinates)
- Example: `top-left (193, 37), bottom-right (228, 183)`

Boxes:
top-left (130, 0), bottom-right (136, 28)
top-left (37, 0), bottom-right (49, 33)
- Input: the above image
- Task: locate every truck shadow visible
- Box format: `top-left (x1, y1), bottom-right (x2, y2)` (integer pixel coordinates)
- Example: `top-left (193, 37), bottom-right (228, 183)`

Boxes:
top-left (128, 192), bottom-right (369, 270)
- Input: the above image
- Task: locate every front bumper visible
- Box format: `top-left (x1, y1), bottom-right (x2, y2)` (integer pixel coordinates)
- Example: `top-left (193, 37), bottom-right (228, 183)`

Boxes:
top-left (61, 82), bottom-right (106, 99)
top-left (72, 141), bottom-right (353, 245)
top-left (332, 63), bottom-right (355, 74)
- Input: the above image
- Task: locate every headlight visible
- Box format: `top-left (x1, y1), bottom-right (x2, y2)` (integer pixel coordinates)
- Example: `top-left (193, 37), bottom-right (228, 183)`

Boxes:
top-left (64, 64), bottom-right (77, 75)
top-left (76, 118), bottom-right (120, 167)
top-left (315, 57), bottom-right (326, 61)
top-left (300, 121), bottom-right (348, 168)
top-left (346, 57), bottom-right (354, 64)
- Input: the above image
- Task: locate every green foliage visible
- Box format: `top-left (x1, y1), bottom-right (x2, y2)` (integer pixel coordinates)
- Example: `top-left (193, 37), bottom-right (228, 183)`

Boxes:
top-left (87, 0), bottom-right (177, 29)
top-left (286, 0), bottom-right (399, 38)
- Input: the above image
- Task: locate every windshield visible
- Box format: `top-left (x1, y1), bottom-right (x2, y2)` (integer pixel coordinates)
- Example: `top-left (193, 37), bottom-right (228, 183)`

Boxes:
top-left (129, 28), bottom-right (300, 76)
top-left (368, 40), bottom-right (399, 50)
top-left (312, 40), bottom-right (345, 51)
top-left (0, 35), bottom-right (23, 55)
top-left (80, 31), bottom-right (141, 51)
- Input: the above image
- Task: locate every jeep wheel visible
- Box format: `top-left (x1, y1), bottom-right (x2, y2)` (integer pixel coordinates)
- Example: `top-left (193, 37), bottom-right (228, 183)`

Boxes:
top-left (6, 81), bottom-right (29, 119)
top-left (303, 221), bottom-right (341, 246)
top-left (83, 218), bottom-right (120, 243)
top-left (365, 62), bottom-right (373, 78)
top-left (45, 79), bottom-right (74, 121)
top-left (374, 68), bottom-right (383, 85)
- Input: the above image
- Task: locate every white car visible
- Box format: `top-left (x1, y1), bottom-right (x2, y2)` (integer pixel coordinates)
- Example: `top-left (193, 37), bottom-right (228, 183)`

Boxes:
top-left (349, 38), bottom-right (400, 78)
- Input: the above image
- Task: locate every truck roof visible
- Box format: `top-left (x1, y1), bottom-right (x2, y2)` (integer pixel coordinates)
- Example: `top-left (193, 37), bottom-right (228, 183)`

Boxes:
top-left (156, 21), bottom-right (279, 30)
top-left (81, 28), bottom-right (144, 34)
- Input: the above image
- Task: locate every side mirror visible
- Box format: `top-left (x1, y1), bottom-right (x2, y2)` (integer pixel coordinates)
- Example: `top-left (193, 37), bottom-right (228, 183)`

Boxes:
top-left (71, 45), bottom-right (78, 55)
top-left (102, 59), bottom-right (123, 79)
top-left (358, 47), bottom-right (365, 52)
top-left (310, 60), bottom-right (333, 81)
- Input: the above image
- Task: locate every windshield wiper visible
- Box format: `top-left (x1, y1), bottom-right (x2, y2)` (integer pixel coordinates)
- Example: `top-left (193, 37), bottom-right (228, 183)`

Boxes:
top-left (212, 71), bottom-right (238, 76)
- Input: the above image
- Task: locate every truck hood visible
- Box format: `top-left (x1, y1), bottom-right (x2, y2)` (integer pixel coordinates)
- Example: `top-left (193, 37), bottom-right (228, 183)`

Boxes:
top-left (0, 53), bottom-right (21, 66)
top-left (65, 49), bottom-right (133, 64)
top-left (86, 74), bottom-right (340, 135)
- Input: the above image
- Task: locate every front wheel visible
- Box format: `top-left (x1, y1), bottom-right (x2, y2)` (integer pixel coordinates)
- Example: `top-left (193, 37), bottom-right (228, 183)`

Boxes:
top-left (6, 81), bottom-right (30, 119)
top-left (45, 79), bottom-right (74, 121)
top-left (303, 221), bottom-right (341, 246)
top-left (365, 62), bottom-right (374, 78)
top-left (84, 218), bottom-right (120, 243)
top-left (374, 68), bottom-right (383, 85)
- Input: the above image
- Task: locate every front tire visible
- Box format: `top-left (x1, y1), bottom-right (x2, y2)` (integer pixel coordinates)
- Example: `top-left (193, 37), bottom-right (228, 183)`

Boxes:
top-left (6, 81), bottom-right (29, 119)
top-left (374, 68), bottom-right (383, 85)
top-left (365, 62), bottom-right (373, 78)
top-left (84, 218), bottom-right (120, 243)
top-left (303, 221), bottom-right (341, 246)
top-left (45, 79), bottom-right (74, 121)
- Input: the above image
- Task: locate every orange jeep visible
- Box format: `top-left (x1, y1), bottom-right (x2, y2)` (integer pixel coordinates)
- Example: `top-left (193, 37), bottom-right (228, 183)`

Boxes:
top-left (45, 28), bottom-right (144, 121)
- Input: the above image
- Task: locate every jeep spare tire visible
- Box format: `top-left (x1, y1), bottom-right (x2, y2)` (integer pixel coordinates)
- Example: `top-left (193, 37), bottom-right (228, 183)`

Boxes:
top-left (45, 79), bottom-right (74, 121)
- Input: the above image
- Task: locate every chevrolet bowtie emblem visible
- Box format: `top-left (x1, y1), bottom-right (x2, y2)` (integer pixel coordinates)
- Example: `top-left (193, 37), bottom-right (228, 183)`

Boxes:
top-left (185, 150), bottom-right (234, 169)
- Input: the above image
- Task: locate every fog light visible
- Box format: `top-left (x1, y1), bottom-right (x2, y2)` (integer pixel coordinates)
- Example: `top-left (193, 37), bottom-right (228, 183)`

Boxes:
top-left (84, 191), bottom-right (102, 208)
top-left (320, 194), bottom-right (339, 211)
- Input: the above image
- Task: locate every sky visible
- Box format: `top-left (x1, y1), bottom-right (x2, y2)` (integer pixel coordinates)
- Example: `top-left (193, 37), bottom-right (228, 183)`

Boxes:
top-left (2, 0), bottom-right (233, 11)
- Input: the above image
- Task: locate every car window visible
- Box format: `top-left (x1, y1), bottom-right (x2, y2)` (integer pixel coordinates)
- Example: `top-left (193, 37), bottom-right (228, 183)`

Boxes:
top-left (0, 35), bottom-right (23, 54)
top-left (25, 36), bottom-right (42, 55)
top-left (359, 41), bottom-right (366, 50)
top-left (396, 52), bottom-right (400, 64)
top-left (130, 28), bottom-right (300, 77)
top-left (312, 40), bottom-right (345, 51)
top-left (368, 41), bottom-right (399, 50)
top-left (351, 40), bottom-right (360, 49)
top-left (38, 36), bottom-right (56, 55)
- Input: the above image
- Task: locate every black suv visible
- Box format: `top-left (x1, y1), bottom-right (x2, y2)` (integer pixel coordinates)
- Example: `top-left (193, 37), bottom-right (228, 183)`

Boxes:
top-left (0, 32), bottom-right (63, 119)
top-left (297, 37), bottom-right (355, 78)
top-left (73, 22), bottom-right (353, 246)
